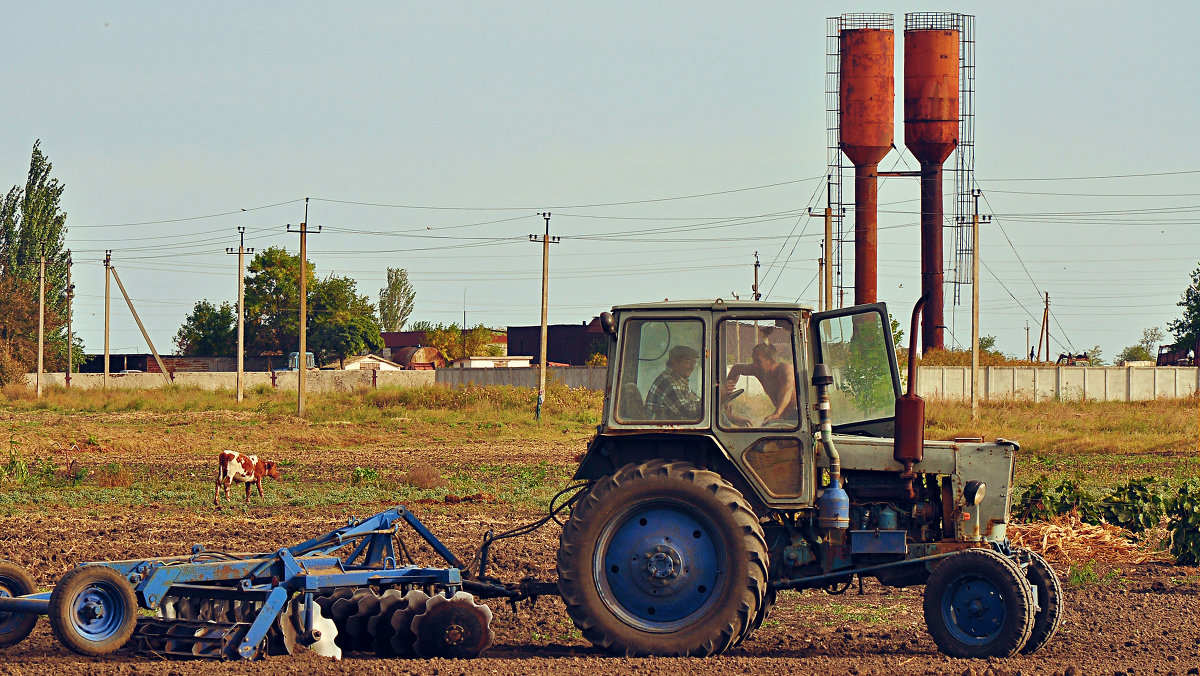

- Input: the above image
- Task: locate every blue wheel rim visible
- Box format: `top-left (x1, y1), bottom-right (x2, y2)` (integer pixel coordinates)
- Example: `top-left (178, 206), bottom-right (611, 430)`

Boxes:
top-left (594, 500), bottom-right (725, 632)
top-left (69, 581), bottom-right (128, 641)
top-left (0, 578), bottom-right (22, 634)
top-left (941, 572), bottom-right (1007, 646)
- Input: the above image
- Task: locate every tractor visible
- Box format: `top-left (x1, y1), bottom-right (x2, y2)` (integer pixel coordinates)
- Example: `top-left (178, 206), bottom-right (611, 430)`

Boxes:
top-left (556, 297), bottom-right (1062, 658)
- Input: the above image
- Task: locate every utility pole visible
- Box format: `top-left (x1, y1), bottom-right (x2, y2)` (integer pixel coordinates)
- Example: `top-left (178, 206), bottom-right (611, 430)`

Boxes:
top-left (226, 228), bottom-right (254, 403)
top-left (36, 254), bottom-right (44, 398)
top-left (970, 190), bottom-right (991, 420)
top-left (818, 244), bottom-right (825, 312)
top-left (104, 250), bottom-right (111, 390)
top-left (1037, 293), bottom-right (1050, 362)
top-left (752, 252), bottom-right (762, 301)
top-left (108, 265), bottom-right (171, 385)
top-left (825, 176), bottom-right (834, 311)
top-left (530, 212), bottom-right (559, 421)
top-left (1025, 322), bottom-right (1030, 364)
top-left (66, 251), bottom-right (74, 388)
top-left (288, 198), bottom-right (320, 417)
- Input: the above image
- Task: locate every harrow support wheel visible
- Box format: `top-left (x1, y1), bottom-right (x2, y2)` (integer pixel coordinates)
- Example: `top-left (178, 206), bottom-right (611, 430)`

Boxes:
top-left (49, 564), bottom-right (138, 656)
top-left (0, 559), bottom-right (38, 649)
top-left (1015, 548), bottom-right (1064, 654)
top-left (557, 459), bottom-right (768, 657)
top-left (923, 548), bottom-right (1035, 658)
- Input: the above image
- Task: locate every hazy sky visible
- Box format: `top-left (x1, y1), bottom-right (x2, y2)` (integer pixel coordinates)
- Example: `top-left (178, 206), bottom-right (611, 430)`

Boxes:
top-left (3, 1), bottom-right (1198, 361)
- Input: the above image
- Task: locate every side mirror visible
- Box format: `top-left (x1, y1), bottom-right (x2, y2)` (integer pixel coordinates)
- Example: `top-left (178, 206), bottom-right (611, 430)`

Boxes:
top-left (600, 312), bottom-right (616, 339)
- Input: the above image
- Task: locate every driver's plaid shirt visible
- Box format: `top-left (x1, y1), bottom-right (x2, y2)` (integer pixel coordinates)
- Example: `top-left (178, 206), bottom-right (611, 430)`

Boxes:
top-left (644, 368), bottom-right (701, 420)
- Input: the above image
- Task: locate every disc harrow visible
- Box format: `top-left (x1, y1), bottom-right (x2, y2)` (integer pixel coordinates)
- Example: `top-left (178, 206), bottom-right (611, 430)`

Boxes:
top-left (0, 505), bottom-right (543, 662)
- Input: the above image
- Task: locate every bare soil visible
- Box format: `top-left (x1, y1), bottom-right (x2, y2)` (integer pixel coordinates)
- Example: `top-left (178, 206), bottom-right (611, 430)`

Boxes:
top-left (2, 438), bottom-right (1199, 675)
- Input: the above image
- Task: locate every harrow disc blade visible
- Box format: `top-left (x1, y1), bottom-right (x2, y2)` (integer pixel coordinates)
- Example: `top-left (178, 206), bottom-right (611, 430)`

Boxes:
top-left (158, 596), bottom-right (178, 620)
top-left (329, 589), bottom-right (375, 652)
top-left (367, 589), bottom-right (406, 658)
top-left (387, 589), bottom-right (430, 658)
top-left (411, 591), bottom-right (494, 660)
top-left (343, 589), bottom-right (382, 652)
top-left (314, 587), bottom-right (354, 617)
top-left (280, 596), bottom-right (342, 661)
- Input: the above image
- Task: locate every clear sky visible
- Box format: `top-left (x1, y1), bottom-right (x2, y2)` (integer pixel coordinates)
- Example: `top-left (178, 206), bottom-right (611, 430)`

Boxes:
top-left (3, 1), bottom-right (1198, 362)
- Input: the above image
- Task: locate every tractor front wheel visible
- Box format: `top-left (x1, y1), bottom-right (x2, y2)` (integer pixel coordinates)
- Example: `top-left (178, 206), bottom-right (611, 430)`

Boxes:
top-left (557, 459), bottom-right (767, 657)
top-left (923, 548), bottom-right (1035, 658)
top-left (1015, 548), bottom-right (1064, 654)
top-left (48, 565), bottom-right (138, 656)
top-left (0, 560), bottom-right (38, 648)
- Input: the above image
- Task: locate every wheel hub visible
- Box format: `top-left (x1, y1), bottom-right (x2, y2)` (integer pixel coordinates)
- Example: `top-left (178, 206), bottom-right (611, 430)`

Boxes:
top-left (645, 544), bottom-right (682, 582)
top-left (80, 600), bottom-right (105, 622)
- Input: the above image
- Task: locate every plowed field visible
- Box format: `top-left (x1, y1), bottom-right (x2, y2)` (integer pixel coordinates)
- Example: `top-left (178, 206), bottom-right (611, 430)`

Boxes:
top-left (1, 418), bottom-right (1197, 675)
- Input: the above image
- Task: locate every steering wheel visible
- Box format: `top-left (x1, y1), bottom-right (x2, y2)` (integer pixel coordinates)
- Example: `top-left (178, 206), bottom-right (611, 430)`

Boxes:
top-left (720, 388), bottom-right (745, 406)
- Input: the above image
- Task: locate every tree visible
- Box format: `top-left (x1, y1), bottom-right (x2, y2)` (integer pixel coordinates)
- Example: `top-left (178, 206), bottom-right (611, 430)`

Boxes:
top-left (309, 274), bottom-right (383, 366)
top-left (0, 141), bottom-right (73, 371)
top-left (1168, 266), bottom-right (1200, 351)
top-left (1115, 327), bottom-right (1165, 364)
top-left (378, 267), bottom-right (416, 332)
top-left (239, 247), bottom-right (382, 365)
top-left (421, 323), bottom-right (495, 361)
top-left (173, 301), bottom-right (237, 356)
top-left (1083, 345), bottom-right (1105, 366)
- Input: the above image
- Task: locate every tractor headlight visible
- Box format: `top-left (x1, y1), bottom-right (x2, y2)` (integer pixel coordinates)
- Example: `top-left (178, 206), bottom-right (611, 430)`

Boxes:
top-left (963, 480), bottom-right (986, 506)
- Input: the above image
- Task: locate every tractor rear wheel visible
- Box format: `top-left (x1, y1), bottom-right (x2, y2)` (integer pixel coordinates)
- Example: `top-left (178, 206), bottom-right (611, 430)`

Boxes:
top-left (923, 548), bottom-right (1035, 658)
top-left (48, 565), bottom-right (138, 656)
top-left (1015, 548), bottom-right (1064, 654)
top-left (557, 459), bottom-right (767, 657)
top-left (0, 560), bottom-right (38, 648)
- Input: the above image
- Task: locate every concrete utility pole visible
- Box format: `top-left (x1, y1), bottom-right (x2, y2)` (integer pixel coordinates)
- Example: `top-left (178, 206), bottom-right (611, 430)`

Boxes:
top-left (226, 228), bottom-right (254, 403)
top-left (36, 255), bottom-right (44, 398)
top-left (66, 251), bottom-right (74, 388)
top-left (969, 190), bottom-right (990, 420)
top-left (288, 199), bottom-right (320, 417)
top-left (818, 245), bottom-right (825, 312)
top-left (825, 176), bottom-right (834, 311)
top-left (530, 212), bottom-right (559, 421)
top-left (104, 250), bottom-right (111, 390)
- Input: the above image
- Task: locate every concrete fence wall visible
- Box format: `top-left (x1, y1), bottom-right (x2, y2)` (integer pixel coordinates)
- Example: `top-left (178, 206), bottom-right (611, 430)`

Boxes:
top-left (25, 366), bottom-right (1200, 401)
top-left (917, 366), bottom-right (1200, 402)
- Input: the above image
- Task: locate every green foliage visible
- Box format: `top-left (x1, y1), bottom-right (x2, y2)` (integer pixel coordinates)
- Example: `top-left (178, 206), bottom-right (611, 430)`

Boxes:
top-left (350, 466), bottom-right (380, 485)
top-left (378, 267), bottom-right (416, 332)
top-left (1013, 474), bottom-right (1103, 523)
top-left (1115, 344), bottom-right (1153, 363)
top-left (1169, 479), bottom-right (1200, 565)
top-left (1167, 263), bottom-right (1200, 351)
top-left (422, 323), bottom-right (495, 361)
top-left (173, 300), bottom-right (237, 356)
top-left (1101, 477), bottom-right (1170, 535)
top-left (841, 318), bottom-right (895, 416)
top-left (1083, 345), bottom-right (1105, 366)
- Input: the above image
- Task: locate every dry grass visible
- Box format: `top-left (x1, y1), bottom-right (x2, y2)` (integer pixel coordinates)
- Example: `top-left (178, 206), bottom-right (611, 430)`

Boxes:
top-left (400, 462), bottom-right (450, 490)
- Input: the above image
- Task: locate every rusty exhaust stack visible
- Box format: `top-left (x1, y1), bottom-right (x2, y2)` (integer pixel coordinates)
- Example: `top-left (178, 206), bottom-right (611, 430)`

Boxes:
top-left (838, 15), bottom-right (894, 305)
top-left (904, 16), bottom-right (959, 352)
top-left (894, 294), bottom-right (928, 500)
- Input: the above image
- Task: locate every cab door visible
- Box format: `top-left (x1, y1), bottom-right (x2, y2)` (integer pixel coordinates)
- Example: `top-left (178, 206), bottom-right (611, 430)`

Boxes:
top-left (810, 303), bottom-right (903, 438)
top-left (712, 312), bottom-right (815, 507)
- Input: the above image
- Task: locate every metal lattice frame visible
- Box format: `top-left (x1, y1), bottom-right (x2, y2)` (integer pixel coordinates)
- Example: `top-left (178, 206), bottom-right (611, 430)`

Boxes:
top-left (826, 13), bottom-right (893, 309)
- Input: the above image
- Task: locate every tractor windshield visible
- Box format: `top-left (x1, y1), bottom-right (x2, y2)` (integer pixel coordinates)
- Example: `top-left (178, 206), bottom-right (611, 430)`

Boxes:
top-left (814, 309), bottom-right (899, 427)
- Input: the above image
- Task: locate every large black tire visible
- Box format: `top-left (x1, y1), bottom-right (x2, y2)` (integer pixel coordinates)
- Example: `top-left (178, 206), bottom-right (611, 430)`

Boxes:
top-left (0, 559), bottom-right (38, 648)
top-left (923, 548), bottom-right (1035, 658)
top-left (48, 565), bottom-right (138, 656)
top-left (557, 459), bottom-right (768, 657)
top-left (1015, 548), bottom-right (1064, 654)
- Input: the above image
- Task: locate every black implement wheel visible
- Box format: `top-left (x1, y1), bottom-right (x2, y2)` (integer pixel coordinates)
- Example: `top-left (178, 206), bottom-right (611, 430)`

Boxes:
top-left (0, 560), bottom-right (38, 648)
top-left (557, 459), bottom-right (768, 657)
top-left (1015, 548), bottom-right (1064, 654)
top-left (48, 565), bottom-right (138, 656)
top-left (922, 548), bottom-right (1035, 658)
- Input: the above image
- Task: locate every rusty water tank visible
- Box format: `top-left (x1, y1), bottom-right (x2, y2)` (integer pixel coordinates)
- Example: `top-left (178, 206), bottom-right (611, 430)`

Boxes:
top-left (840, 26), bottom-right (894, 305)
top-left (395, 346), bottom-right (446, 370)
top-left (904, 25), bottom-right (959, 353)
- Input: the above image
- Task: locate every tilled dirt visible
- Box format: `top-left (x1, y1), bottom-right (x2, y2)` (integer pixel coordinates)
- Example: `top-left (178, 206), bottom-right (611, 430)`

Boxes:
top-left (3, 505), bottom-right (1199, 676)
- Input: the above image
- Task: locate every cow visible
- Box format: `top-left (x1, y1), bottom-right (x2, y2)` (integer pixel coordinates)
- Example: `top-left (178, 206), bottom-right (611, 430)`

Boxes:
top-left (214, 450), bottom-right (281, 507)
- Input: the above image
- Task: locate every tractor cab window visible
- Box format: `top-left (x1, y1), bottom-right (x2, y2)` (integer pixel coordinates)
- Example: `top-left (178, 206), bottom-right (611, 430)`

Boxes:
top-left (614, 319), bottom-right (705, 424)
top-left (814, 309), bottom-right (900, 427)
top-left (718, 318), bottom-right (798, 430)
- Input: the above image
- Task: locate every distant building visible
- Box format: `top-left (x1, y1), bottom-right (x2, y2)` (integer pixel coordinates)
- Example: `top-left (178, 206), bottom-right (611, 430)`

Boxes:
top-left (380, 329), bottom-right (507, 360)
top-left (449, 356), bottom-right (533, 368)
top-left (507, 317), bottom-right (606, 366)
top-left (342, 354), bottom-right (403, 371)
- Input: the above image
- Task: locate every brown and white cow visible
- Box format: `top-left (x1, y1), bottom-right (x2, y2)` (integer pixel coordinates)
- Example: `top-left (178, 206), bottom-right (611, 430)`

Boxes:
top-left (214, 450), bottom-right (281, 506)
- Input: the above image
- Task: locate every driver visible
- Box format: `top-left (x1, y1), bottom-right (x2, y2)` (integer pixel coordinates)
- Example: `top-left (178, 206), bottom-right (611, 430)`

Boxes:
top-left (644, 345), bottom-right (702, 420)
top-left (722, 342), bottom-right (797, 425)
